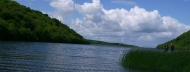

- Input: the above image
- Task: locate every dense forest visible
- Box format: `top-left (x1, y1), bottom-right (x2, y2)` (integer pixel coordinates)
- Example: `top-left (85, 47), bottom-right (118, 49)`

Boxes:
top-left (156, 30), bottom-right (190, 50)
top-left (88, 40), bottom-right (139, 48)
top-left (0, 0), bottom-right (89, 44)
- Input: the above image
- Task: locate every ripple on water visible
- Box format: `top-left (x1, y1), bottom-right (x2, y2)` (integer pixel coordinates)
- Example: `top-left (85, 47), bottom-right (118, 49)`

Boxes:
top-left (0, 42), bottom-right (138, 72)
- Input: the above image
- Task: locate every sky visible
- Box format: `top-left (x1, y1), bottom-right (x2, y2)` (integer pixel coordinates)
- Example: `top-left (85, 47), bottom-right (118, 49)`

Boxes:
top-left (15, 0), bottom-right (190, 47)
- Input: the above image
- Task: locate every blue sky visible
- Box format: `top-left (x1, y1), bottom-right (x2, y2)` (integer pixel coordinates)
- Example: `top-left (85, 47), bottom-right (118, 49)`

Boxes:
top-left (16, 0), bottom-right (190, 47)
top-left (16, 0), bottom-right (190, 24)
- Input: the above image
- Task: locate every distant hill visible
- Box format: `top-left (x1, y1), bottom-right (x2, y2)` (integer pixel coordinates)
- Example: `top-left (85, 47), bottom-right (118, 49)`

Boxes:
top-left (0, 0), bottom-right (89, 44)
top-left (156, 30), bottom-right (190, 50)
top-left (88, 40), bottom-right (139, 48)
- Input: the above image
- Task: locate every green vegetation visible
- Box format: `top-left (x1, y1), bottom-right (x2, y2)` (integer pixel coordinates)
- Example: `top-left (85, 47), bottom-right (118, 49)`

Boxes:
top-left (88, 40), bottom-right (138, 48)
top-left (157, 30), bottom-right (190, 50)
top-left (121, 49), bottom-right (190, 72)
top-left (0, 0), bottom-right (89, 44)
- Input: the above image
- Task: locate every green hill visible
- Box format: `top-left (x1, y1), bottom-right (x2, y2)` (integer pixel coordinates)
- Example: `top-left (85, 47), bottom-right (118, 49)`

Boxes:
top-left (88, 40), bottom-right (139, 48)
top-left (0, 0), bottom-right (89, 44)
top-left (156, 30), bottom-right (190, 50)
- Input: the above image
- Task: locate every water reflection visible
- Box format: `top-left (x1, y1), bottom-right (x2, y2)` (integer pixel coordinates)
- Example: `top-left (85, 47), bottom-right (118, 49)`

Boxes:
top-left (0, 42), bottom-right (136, 72)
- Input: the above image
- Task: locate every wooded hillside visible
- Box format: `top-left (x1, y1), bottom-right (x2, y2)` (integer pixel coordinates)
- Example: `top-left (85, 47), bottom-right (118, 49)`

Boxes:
top-left (0, 0), bottom-right (89, 44)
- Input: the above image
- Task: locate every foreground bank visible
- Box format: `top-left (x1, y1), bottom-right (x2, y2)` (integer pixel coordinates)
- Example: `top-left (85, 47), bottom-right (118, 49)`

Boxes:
top-left (121, 49), bottom-right (190, 72)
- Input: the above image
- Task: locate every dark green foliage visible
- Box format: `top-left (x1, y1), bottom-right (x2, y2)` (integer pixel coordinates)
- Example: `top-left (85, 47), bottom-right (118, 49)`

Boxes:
top-left (121, 49), bottom-right (190, 72)
top-left (157, 30), bottom-right (190, 50)
top-left (0, 0), bottom-right (89, 44)
top-left (88, 40), bottom-right (138, 48)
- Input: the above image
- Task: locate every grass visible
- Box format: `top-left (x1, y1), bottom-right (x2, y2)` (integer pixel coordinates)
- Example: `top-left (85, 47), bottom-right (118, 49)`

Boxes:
top-left (121, 49), bottom-right (190, 72)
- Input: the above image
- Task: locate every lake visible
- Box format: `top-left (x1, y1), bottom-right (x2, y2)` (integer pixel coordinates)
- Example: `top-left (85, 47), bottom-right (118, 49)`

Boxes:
top-left (0, 42), bottom-right (142, 72)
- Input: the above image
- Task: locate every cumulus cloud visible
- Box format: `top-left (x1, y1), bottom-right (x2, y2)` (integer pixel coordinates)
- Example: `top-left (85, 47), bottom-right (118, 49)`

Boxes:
top-left (70, 0), bottom-right (190, 47)
top-left (48, 0), bottom-right (75, 22)
top-left (46, 0), bottom-right (190, 47)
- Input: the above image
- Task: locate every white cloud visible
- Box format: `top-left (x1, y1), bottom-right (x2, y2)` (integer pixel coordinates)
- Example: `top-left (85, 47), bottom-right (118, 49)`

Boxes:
top-left (48, 0), bottom-right (75, 22)
top-left (71, 0), bottom-right (190, 47)
top-left (47, 0), bottom-right (190, 47)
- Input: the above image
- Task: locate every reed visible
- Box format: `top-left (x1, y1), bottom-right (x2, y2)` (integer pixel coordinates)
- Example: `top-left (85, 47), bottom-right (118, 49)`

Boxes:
top-left (121, 49), bottom-right (190, 72)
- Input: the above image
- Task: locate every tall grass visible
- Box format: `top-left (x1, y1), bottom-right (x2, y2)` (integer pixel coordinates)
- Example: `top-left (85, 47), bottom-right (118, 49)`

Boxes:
top-left (121, 49), bottom-right (190, 72)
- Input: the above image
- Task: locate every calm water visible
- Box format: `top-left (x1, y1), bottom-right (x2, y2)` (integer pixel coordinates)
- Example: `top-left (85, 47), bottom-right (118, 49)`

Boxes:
top-left (0, 42), bottom-right (141, 72)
